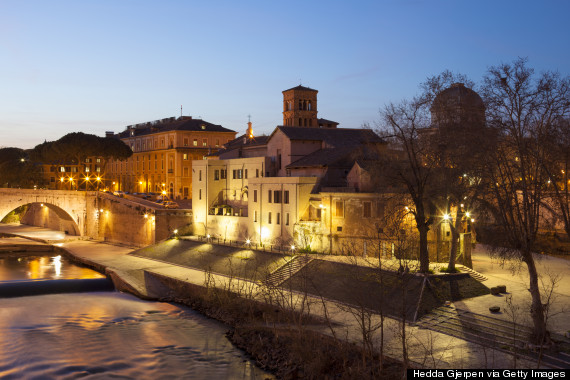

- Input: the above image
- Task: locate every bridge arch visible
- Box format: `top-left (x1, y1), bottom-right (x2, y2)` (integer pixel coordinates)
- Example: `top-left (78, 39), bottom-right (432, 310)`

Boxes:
top-left (1, 202), bottom-right (82, 236)
top-left (0, 189), bottom-right (93, 237)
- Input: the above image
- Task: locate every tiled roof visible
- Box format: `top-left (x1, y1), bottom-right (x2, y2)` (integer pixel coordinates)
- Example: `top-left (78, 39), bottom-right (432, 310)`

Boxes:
top-left (274, 126), bottom-right (382, 147)
top-left (287, 146), bottom-right (360, 169)
top-left (317, 118), bottom-right (339, 125)
top-left (282, 85), bottom-right (318, 93)
top-left (116, 117), bottom-right (235, 138)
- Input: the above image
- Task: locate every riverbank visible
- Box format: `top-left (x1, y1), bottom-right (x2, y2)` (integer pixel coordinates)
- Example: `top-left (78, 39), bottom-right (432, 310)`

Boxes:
top-left (2, 224), bottom-right (565, 372)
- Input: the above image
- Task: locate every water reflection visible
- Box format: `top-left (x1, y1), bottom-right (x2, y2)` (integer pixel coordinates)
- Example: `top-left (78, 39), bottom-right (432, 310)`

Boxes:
top-left (0, 252), bottom-right (104, 282)
top-left (0, 292), bottom-right (272, 379)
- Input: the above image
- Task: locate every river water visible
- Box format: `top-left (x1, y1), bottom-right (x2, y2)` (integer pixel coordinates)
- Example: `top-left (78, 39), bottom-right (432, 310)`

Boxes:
top-left (0, 252), bottom-right (272, 379)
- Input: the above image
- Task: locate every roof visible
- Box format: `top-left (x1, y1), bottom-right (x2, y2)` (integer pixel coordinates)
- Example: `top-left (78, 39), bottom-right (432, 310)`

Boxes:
top-left (287, 146), bottom-right (359, 169)
top-left (317, 118), bottom-right (339, 125)
top-left (430, 83), bottom-right (485, 112)
top-left (273, 126), bottom-right (382, 147)
top-left (282, 85), bottom-right (318, 93)
top-left (288, 144), bottom-right (382, 169)
top-left (213, 134), bottom-right (270, 157)
top-left (116, 116), bottom-right (235, 138)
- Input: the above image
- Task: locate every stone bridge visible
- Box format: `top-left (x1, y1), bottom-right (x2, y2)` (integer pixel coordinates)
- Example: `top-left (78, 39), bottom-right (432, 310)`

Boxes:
top-left (0, 188), bottom-right (192, 247)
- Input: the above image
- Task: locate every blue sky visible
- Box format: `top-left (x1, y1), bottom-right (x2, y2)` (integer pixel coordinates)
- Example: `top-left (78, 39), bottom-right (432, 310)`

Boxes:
top-left (1, 0), bottom-right (569, 148)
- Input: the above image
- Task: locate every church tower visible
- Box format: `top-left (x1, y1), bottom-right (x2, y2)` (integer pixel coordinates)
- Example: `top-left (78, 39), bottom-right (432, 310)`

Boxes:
top-left (282, 85), bottom-right (318, 127)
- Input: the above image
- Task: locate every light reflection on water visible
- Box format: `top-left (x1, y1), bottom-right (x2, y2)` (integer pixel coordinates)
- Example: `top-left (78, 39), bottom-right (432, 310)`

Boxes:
top-left (0, 252), bottom-right (104, 282)
top-left (0, 291), bottom-right (272, 379)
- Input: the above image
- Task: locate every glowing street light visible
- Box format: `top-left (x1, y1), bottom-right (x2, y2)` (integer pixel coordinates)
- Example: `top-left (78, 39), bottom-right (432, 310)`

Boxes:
top-left (442, 214), bottom-right (450, 221)
top-left (291, 245), bottom-right (296, 251)
top-left (246, 239), bottom-right (251, 245)
top-left (465, 211), bottom-right (470, 218)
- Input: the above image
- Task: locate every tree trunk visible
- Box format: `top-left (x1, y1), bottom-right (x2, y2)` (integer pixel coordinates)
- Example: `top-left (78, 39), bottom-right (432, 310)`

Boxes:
top-left (524, 252), bottom-right (548, 344)
top-left (418, 222), bottom-right (430, 273)
top-left (448, 210), bottom-right (462, 271)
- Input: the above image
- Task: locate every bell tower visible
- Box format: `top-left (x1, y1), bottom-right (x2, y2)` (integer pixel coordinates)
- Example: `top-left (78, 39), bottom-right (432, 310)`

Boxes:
top-left (282, 85), bottom-right (318, 127)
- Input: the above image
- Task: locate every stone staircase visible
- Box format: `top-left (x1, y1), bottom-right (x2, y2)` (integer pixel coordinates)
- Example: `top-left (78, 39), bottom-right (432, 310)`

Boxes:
top-left (417, 306), bottom-right (570, 369)
top-left (457, 265), bottom-right (488, 282)
top-left (265, 255), bottom-right (313, 286)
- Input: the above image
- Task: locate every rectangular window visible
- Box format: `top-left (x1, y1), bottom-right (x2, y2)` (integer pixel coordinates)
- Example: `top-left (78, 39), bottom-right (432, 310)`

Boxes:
top-left (335, 201), bottom-right (344, 218)
top-left (268, 212), bottom-right (272, 224)
top-left (253, 190), bottom-right (257, 202)
top-left (183, 187), bottom-right (189, 198)
top-left (184, 138), bottom-right (189, 147)
top-left (232, 170), bottom-right (237, 179)
top-left (199, 189), bottom-right (202, 200)
top-left (276, 213), bottom-right (280, 225)
top-left (60, 166), bottom-right (65, 172)
top-left (286, 213), bottom-right (289, 226)
top-left (161, 139), bottom-right (165, 147)
top-left (274, 190), bottom-right (281, 203)
top-left (256, 169), bottom-right (259, 177)
top-left (96, 167), bottom-right (101, 173)
top-left (193, 139), bottom-right (198, 146)
top-left (96, 158), bottom-right (101, 163)
top-left (221, 169), bottom-right (226, 179)
top-left (214, 170), bottom-right (220, 180)
top-left (215, 139), bottom-right (219, 147)
top-left (245, 169), bottom-right (248, 179)
top-left (238, 169), bottom-right (242, 179)
top-left (254, 210), bottom-right (258, 222)
top-left (202, 139), bottom-right (207, 147)
top-left (71, 167), bottom-right (77, 172)
top-left (183, 167), bottom-right (189, 177)
top-left (363, 201), bottom-right (372, 218)
top-left (268, 190), bottom-right (272, 203)
top-left (183, 153), bottom-right (188, 160)
top-left (199, 170), bottom-right (202, 181)
top-left (85, 167), bottom-right (90, 173)
top-left (284, 190), bottom-right (289, 204)
top-left (85, 158), bottom-right (91, 163)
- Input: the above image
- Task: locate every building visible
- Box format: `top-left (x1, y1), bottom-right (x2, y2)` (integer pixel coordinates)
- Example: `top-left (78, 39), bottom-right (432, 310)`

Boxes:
top-left (192, 84), bottom-right (482, 264)
top-left (106, 116), bottom-right (236, 199)
top-left (192, 85), bottom-right (389, 250)
top-left (39, 157), bottom-right (106, 190)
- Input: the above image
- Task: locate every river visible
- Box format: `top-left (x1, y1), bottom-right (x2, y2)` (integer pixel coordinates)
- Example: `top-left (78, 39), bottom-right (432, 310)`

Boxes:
top-left (0, 251), bottom-right (272, 379)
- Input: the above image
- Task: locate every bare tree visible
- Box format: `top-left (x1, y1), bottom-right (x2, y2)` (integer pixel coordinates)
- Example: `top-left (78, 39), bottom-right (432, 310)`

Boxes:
top-left (480, 58), bottom-right (570, 344)
top-left (378, 98), bottom-right (434, 273)
top-left (422, 72), bottom-right (492, 271)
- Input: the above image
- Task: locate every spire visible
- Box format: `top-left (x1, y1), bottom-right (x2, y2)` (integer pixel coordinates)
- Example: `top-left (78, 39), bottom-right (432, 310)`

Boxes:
top-left (246, 117), bottom-right (254, 140)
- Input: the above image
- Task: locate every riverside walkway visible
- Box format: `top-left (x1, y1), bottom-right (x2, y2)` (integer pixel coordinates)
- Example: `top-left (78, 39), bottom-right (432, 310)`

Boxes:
top-left (1, 223), bottom-right (568, 369)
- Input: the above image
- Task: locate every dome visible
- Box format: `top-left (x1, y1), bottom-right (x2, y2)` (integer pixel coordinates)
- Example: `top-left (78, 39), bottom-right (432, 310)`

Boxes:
top-left (430, 83), bottom-right (485, 127)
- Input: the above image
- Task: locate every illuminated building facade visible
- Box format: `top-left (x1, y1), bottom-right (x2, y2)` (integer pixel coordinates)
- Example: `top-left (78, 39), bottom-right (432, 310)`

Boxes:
top-left (106, 116), bottom-right (236, 199)
top-left (40, 157), bottom-right (106, 190)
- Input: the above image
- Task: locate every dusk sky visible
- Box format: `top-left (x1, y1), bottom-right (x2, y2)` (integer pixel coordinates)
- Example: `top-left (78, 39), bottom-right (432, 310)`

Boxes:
top-left (1, 0), bottom-right (569, 149)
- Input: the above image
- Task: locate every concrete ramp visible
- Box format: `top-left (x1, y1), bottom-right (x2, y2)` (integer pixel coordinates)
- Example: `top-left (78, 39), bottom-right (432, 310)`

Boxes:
top-left (0, 278), bottom-right (114, 298)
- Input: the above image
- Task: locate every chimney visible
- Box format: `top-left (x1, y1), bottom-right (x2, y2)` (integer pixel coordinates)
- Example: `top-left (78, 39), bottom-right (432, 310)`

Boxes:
top-left (105, 131), bottom-right (114, 138)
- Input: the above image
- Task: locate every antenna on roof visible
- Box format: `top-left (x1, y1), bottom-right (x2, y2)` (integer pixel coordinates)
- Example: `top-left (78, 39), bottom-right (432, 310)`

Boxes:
top-left (299, 78), bottom-right (302, 85)
top-left (247, 114), bottom-right (251, 123)
top-left (180, 105), bottom-right (183, 117)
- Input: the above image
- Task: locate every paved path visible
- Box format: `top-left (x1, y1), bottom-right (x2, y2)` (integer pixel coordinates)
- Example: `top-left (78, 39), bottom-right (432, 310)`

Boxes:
top-left (0, 223), bottom-right (564, 369)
